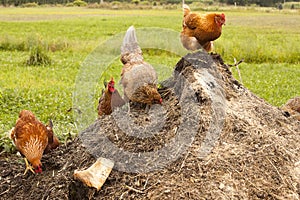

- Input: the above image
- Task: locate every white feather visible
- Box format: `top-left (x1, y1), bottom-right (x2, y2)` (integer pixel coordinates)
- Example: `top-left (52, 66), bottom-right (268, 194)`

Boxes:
top-left (121, 25), bottom-right (142, 56)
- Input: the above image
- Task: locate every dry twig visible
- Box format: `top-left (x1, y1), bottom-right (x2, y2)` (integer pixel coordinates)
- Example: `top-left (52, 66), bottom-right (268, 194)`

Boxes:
top-left (125, 185), bottom-right (145, 194)
top-left (228, 58), bottom-right (244, 84)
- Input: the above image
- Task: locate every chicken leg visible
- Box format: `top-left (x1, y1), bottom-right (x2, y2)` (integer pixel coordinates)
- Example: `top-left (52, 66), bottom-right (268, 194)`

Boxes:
top-left (23, 158), bottom-right (35, 175)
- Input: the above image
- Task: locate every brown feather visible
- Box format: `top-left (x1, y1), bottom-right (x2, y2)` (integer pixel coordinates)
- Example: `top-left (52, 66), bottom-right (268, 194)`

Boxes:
top-left (44, 121), bottom-right (60, 154)
top-left (97, 78), bottom-right (125, 117)
top-left (120, 26), bottom-right (162, 106)
top-left (11, 110), bottom-right (49, 170)
top-left (181, 4), bottom-right (225, 51)
top-left (111, 89), bottom-right (126, 109)
top-left (97, 90), bottom-right (113, 116)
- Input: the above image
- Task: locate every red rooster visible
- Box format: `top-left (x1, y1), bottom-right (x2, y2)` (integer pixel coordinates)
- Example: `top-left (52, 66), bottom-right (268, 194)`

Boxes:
top-left (120, 26), bottom-right (162, 109)
top-left (180, 4), bottom-right (226, 52)
top-left (97, 77), bottom-right (125, 117)
top-left (10, 110), bottom-right (59, 174)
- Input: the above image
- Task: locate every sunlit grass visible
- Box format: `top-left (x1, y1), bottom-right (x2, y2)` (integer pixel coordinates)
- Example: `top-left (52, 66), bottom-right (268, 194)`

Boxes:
top-left (231, 63), bottom-right (300, 106)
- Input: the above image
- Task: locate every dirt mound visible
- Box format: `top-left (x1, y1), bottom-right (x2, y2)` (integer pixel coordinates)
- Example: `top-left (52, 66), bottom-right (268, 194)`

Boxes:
top-left (1, 52), bottom-right (299, 199)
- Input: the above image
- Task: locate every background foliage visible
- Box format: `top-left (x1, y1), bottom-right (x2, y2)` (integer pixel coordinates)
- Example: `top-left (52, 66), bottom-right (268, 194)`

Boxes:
top-left (1, 0), bottom-right (298, 7)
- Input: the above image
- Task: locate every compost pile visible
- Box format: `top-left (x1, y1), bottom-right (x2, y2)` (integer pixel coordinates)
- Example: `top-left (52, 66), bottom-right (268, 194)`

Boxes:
top-left (1, 52), bottom-right (299, 200)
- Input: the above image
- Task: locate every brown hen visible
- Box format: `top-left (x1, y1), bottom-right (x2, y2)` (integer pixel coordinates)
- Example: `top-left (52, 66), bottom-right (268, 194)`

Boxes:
top-left (180, 4), bottom-right (226, 52)
top-left (97, 77), bottom-right (125, 117)
top-left (120, 26), bottom-right (162, 108)
top-left (10, 110), bottom-right (59, 174)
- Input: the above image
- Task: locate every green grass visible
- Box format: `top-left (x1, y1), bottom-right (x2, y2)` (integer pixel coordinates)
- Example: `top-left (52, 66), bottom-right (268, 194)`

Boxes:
top-left (0, 51), bottom-right (82, 143)
top-left (0, 7), bottom-right (299, 152)
top-left (231, 63), bottom-right (300, 106)
top-left (216, 13), bottom-right (300, 63)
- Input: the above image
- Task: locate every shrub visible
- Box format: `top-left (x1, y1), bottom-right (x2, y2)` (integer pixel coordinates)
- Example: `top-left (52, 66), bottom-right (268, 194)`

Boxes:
top-left (66, 2), bottom-right (74, 6)
top-left (87, 2), bottom-right (100, 8)
top-left (131, 0), bottom-right (139, 5)
top-left (0, 39), bottom-right (27, 51)
top-left (26, 45), bottom-right (51, 66)
top-left (291, 4), bottom-right (294, 9)
top-left (140, 1), bottom-right (150, 5)
top-left (0, 131), bottom-right (15, 154)
top-left (48, 39), bottom-right (71, 52)
top-left (73, 0), bottom-right (87, 7)
top-left (0, 36), bottom-right (70, 52)
top-left (87, 2), bottom-right (113, 8)
top-left (22, 2), bottom-right (39, 7)
top-left (0, 119), bottom-right (15, 154)
top-left (111, 1), bottom-right (121, 5)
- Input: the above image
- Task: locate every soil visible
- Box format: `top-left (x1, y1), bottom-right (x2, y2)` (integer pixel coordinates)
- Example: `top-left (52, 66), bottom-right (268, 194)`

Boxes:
top-left (1, 52), bottom-right (299, 200)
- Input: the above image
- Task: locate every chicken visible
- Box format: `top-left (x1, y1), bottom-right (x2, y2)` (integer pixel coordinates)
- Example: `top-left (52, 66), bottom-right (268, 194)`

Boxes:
top-left (120, 26), bottom-right (162, 108)
top-left (180, 4), bottom-right (226, 52)
top-left (281, 96), bottom-right (300, 121)
top-left (97, 77), bottom-right (125, 117)
top-left (284, 96), bottom-right (300, 113)
top-left (10, 110), bottom-right (59, 174)
top-left (44, 120), bottom-right (60, 153)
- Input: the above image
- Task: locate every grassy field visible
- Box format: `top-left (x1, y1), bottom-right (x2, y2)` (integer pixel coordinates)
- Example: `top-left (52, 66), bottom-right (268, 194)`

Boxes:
top-left (0, 7), bottom-right (299, 152)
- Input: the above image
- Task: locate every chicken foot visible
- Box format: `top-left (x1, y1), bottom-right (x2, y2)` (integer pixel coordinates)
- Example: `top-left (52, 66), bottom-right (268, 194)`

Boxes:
top-left (23, 158), bottom-right (35, 175)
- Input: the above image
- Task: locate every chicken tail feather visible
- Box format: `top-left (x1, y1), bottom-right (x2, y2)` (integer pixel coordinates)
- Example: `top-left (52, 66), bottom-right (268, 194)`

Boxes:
top-left (121, 26), bottom-right (142, 56)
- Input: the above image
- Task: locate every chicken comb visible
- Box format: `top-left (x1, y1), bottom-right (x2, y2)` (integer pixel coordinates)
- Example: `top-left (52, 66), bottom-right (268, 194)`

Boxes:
top-left (109, 77), bottom-right (115, 85)
top-left (221, 13), bottom-right (225, 20)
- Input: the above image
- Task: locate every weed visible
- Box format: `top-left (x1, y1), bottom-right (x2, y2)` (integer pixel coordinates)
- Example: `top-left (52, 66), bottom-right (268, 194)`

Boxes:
top-left (73, 0), bottom-right (88, 7)
top-left (0, 128), bottom-right (15, 154)
top-left (22, 2), bottom-right (39, 7)
top-left (26, 46), bottom-right (51, 66)
top-left (25, 37), bottom-right (52, 66)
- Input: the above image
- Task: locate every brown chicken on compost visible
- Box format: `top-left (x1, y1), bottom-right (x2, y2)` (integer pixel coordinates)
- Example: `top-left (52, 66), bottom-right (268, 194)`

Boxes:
top-left (97, 77), bottom-right (125, 116)
top-left (10, 110), bottom-right (59, 174)
top-left (120, 26), bottom-right (162, 107)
